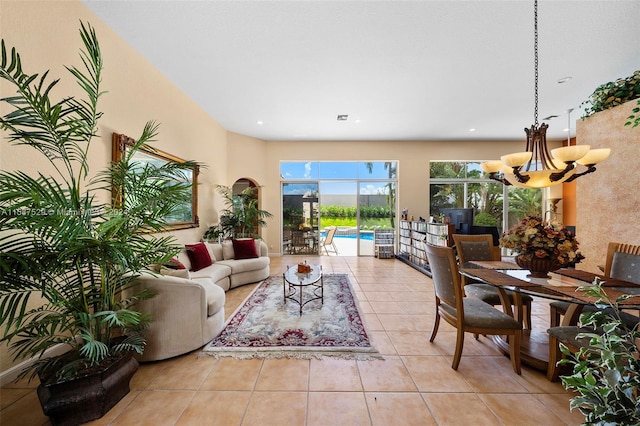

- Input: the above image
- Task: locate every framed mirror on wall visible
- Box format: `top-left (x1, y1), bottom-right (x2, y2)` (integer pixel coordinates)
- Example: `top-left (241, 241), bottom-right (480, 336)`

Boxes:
top-left (112, 132), bottom-right (199, 231)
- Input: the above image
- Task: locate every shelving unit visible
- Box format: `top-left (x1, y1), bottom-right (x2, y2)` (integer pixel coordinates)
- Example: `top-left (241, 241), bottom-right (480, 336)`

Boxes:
top-left (374, 228), bottom-right (395, 259)
top-left (426, 222), bottom-right (455, 247)
top-left (397, 220), bottom-right (455, 276)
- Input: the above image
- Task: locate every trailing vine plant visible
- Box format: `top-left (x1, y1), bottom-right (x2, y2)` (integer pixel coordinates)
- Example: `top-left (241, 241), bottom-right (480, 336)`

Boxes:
top-left (558, 280), bottom-right (640, 425)
top-left (581, 70), bottom-right (640, 128)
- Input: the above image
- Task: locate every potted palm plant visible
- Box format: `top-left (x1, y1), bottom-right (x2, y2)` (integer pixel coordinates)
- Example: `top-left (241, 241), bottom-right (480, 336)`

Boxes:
top-left (211, 184), bottom-right (272, 240)
top-left (0, 23), bottom-right (198, 425)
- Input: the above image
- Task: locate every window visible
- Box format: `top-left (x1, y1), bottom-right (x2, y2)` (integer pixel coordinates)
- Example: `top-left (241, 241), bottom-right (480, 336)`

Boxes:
top-left (430, 161), bottom-right (542, 234)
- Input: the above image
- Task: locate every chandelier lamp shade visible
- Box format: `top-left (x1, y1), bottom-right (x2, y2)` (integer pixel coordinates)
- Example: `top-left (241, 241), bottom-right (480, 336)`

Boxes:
top-left (481, 0), bottom-right (610, 188)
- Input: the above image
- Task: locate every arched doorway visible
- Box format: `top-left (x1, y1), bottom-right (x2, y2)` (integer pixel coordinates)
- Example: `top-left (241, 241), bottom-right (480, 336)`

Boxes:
top-left (231, 178), bottom-right (264, 238)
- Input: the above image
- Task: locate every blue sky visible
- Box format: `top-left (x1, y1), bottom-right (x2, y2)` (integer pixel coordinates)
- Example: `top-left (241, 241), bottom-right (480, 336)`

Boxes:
top-left (280, 161), bottom-right (395, 181)
top-left (281, 162), bottom-right (396, 195)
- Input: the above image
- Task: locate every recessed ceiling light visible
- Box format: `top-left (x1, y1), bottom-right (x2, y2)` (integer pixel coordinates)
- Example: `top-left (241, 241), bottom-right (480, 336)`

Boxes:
top-left (557, 76), bottom-right (572, 84)
top-left (354, 119), bottom-right (361, 124)
top-left (256, 120), bottom-right (264, 125)
top-left (469, 128), bottom-right (476, 132)
top-left (337, 115), bottom-right (348, 121)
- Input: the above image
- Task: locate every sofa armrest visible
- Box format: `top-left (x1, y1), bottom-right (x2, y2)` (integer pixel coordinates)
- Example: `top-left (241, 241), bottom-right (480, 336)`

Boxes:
top-left (131, 274), bottom-right (210, 361)
top-left (259, 240), bottom-right (269, 257)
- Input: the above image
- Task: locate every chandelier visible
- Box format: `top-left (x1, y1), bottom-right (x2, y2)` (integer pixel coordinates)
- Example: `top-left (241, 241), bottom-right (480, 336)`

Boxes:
top-left (481, 0), bottom-right (610, 188)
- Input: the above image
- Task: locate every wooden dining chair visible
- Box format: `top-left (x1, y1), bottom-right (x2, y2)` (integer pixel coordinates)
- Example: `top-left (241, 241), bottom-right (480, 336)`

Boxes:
top-left (425, 243), bottom-right (523, 374)
top-left (452, 234), bottom-right (533, 329)
top-left (549, 241), bottom-right (640, 327)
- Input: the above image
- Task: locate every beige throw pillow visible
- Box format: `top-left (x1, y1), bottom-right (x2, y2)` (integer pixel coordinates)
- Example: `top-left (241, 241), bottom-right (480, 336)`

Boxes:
top-left (159, 267), bottom-right (190, 279)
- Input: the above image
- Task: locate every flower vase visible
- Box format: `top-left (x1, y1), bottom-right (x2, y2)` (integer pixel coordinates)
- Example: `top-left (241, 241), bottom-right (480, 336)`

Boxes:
top-left (515, 256), bottom-right (561, 279)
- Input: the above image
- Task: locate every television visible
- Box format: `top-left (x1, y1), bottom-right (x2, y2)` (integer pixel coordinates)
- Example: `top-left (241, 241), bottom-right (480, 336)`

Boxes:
top-left (471, 225), bottom-right (500, 246)
top-left (440, 208), bottom-right (475, 234)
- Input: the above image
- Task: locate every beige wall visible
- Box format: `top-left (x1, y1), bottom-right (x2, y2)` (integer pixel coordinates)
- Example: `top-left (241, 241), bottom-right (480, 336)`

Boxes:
top-left (0, 0), bottom-right (227, 374)
top-left (261, 139), bottom-right (553, 253)
top-left (576, 99), bottom-right (640, 273)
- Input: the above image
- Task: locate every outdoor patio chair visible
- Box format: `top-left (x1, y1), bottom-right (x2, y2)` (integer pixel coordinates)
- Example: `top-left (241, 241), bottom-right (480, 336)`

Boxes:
top-left (291, 231), bottom-right (310, 254)
top-left (425, 243), bottom-right (522, 374)
top-left (320, 226), bottom-right (339, 255)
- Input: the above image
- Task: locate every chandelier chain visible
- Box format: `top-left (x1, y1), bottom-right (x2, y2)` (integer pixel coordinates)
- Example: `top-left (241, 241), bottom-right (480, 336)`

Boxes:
top-left (534, 0), bottom-right (539, 126)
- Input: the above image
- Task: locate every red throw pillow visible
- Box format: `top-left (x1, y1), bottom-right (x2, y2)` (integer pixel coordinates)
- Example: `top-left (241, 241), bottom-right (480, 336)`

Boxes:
top-left (185, 243), bottom-right (213, 271)
top-left (232, 239), bottom-right (259, 260)
top-left (164, 257), bottom-right (186, 270)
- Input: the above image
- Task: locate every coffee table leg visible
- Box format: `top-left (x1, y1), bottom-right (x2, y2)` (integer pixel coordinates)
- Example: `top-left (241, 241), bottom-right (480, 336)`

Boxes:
top-left (300, 286), bottom-right (302, 316)
top-left (283, 272), bottom-right (286, 305)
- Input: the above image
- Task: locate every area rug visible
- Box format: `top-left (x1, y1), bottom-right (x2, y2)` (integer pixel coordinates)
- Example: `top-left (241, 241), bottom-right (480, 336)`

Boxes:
top-left (201, 274), bottom-right (381, 360)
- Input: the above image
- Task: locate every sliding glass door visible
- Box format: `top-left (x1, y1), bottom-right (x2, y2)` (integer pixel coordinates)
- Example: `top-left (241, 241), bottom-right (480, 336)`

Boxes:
top-left (319, 181), bottom-right (357, 255)
top-left (282, 182), bottom-right (319, 255)
top-left (281, 161), bottom-right (398, 256)
top-left (359, 181), bottom-right (397, 256)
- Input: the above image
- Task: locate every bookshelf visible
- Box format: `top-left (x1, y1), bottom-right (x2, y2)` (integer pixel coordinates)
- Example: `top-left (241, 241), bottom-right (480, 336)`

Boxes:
top-left (373, 228), bottom-right (395, 259)
top-left (397, 220), bottom-right (455, 275)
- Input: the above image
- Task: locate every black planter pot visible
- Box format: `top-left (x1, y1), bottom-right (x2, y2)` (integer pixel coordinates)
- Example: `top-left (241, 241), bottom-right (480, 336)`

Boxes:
top-left (37, 353), bottom-right (138, 426)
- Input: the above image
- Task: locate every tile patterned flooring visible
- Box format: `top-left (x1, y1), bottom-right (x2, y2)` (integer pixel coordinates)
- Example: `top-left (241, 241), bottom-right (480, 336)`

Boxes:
top-left (0, 256), bottom-right (585, 425)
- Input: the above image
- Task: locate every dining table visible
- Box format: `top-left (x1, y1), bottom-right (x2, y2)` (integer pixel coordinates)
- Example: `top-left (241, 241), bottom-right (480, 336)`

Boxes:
top-left (459, 260), bottom-right (640, 374)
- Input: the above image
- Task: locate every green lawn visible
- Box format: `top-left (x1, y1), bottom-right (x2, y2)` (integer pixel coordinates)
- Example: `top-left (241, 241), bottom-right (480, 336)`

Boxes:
top-left (319, 217), bottom-right (394, 230)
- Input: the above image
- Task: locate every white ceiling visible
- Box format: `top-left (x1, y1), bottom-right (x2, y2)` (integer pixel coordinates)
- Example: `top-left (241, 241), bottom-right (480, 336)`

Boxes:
top-left (82, 0), bottom-right (639, 142)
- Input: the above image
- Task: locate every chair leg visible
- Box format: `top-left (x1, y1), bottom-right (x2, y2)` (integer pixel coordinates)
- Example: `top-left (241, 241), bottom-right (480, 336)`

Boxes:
top-left (524, 302), bottom-right (533, 330)
top-left (509, 330), bottom-right (522, 375)
top-left (549, 305), bottom-right (562, 328)
top-left (547, 334), bottom-right (562, 381)
top-left (429, 313), bottom-right (440, 342)
top-left (451, 328), bottom-right (465, 370)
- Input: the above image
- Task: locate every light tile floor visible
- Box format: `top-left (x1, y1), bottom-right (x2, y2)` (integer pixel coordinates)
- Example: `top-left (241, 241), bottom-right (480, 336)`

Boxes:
top-left (0, 256), bottom-right (585, 425)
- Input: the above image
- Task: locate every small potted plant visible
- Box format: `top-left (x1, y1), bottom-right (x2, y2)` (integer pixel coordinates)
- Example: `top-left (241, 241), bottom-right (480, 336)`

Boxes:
top-left (557, 281), bottom-right (640, 424)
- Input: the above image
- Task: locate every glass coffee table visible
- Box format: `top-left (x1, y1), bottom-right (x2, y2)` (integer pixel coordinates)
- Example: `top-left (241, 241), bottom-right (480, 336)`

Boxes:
top-left (283, 264), bottom-right (323, 316)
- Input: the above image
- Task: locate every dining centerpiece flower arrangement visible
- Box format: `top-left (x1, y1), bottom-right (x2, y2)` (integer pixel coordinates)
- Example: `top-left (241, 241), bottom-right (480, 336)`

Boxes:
top-left (499, 215), bottom-right (584, 278)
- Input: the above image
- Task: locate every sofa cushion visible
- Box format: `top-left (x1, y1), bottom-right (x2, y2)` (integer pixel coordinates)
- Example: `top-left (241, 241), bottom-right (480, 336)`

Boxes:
top-left (233, 238), bottom-right (259, 259)
top-left (186, 242), bottom-right (213, 271)
top-left (218, 257), bottom-right (270, 274)
top-left (222, 241), bottom-right (234, 260)
top-left (206, 242), bottom-right (223, 262)
top-left (159, 267), bottom-right (190, 279)
top-left (164, 257), bottom-right (186, 270)
top-left (189, 262), bottom-right (232, 283)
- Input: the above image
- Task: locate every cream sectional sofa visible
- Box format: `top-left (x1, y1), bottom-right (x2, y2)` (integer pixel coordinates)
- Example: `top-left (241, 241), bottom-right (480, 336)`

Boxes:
top-left (178, 240), bottom-right (270, 292)
top-left (132, 239), bottom-right (270, 361)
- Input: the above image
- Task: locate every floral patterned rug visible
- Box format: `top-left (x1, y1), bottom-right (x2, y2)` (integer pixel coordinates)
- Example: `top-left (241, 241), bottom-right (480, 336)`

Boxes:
top-left (202, 274), bottom-right (381, 360)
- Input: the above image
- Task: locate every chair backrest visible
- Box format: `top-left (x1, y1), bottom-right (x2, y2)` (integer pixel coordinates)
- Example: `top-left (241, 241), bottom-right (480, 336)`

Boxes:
top-left (291, 231), bottom-right (306, 246)
top-left (604, 242), bottom-right (640, 278)
top-left (425, 243), bottom-right (464, 310)
top-left (452, 234), bottom-right (501, 263)
top-left (323, 226), bottom-right (337, 245)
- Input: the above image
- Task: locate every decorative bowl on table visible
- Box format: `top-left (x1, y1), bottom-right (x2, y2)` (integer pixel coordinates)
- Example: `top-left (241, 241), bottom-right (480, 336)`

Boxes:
top-left (515, 255), bottom-right (561, 279)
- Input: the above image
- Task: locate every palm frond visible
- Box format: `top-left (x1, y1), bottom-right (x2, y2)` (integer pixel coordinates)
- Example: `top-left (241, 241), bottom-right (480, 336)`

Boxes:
top-left (1, 21), bottom-right (200, 381)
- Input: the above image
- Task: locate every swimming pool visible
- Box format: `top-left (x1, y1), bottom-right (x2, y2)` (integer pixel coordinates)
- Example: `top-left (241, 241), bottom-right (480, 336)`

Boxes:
top-left (321, 231), bottom-right (374, 240)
